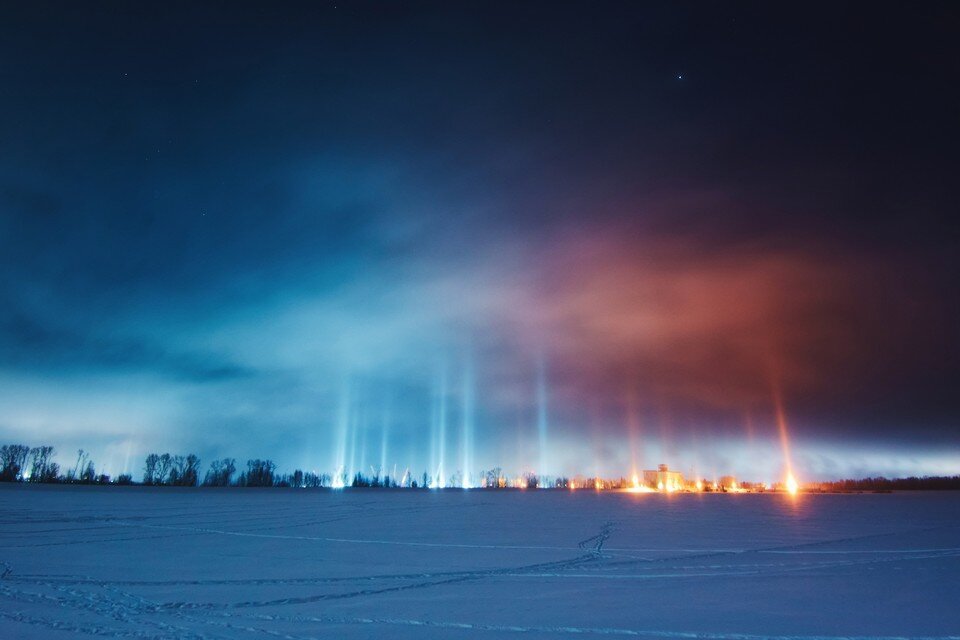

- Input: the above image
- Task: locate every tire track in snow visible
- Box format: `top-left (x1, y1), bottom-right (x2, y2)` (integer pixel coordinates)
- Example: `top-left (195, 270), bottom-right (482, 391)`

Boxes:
top-left (154, 522), bottom-right (617, 611)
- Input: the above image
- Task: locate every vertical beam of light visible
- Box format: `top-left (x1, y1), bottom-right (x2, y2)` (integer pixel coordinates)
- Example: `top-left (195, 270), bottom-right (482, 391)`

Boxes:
top-left (744, 408), bottom-right (757, 482)
top-left (771, 377), bottom-right (798, 493)
top-left (589, 398), bottom-right (601, 485)
top-left (513, 402), bottom-right (527, 479)
top-left (429, 380), bottom-right (437, 488)
top-left (537, 355), bottom-right (549, 481)
top-left (656, 399), bottom-right (673, 466)
top-left (689, 427), bottom-right (702, 488)
top-left (437, 363), bottom-right (447, 488)
top-left (333, 379), bottom-right (351, 488)
top-left (122, 441), bottom-right (133, 478)
top-left (429, 362), bottom-right (448, 489)
top-left (461, 354), bottom-right (474, 488)
top-left (358, 407), bottom-right (367, 484)
top-left (379, 392), bottom-right (391, 482)
top-left (347, 401), bottom-right (360, 485)
top-left (625, 385), bottom-right (642, 480)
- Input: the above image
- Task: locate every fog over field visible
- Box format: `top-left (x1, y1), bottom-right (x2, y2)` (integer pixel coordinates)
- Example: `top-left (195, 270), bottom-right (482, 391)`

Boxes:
top-left (1, 486), bottom-right (958, 639)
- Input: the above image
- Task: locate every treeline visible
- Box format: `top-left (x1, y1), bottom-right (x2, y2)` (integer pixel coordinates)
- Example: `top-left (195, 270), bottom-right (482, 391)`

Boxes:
top-left (0, 445), bottom-right (125, 485)
top-left (0, 445), bottom-right (332, 488)
top-left (816, 476), bottom-right (960, 491)
top-left (4, 443), bottom-right (960, 491)
top-left (146, 455), bottom-right (334, 488)
top-left (0, 447), bottom-right (579, 490)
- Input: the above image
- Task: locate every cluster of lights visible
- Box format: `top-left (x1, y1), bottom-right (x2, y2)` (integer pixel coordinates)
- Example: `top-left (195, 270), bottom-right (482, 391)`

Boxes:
top-left (325, 464), bottom-right (802, 494)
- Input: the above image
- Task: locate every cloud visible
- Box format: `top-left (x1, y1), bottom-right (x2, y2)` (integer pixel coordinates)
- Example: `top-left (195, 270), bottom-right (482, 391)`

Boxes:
top-left (0, 307), bottom-right (254, 383)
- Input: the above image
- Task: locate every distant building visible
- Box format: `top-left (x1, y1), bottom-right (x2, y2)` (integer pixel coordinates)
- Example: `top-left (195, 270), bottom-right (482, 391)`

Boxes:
top-left (643, 464), bottom-right (684, 492)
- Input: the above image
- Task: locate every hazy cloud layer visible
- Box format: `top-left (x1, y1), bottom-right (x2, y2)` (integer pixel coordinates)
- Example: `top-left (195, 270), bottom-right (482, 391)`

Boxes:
top-left (0, 2), bottom-right (957, 478)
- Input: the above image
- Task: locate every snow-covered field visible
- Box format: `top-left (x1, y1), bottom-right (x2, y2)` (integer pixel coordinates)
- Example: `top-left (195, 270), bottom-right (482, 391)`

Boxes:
top-left (1, 486), bottom-right (957, 639)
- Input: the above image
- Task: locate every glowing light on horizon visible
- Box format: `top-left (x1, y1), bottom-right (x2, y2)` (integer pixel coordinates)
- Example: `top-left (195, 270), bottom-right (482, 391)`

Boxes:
top-left (786, 473), bottom-right (799, 495)
top-left (332, 466), bottom-right (345, 489)
top-left (429, 464), bottom-right (445, 489)
top-left (626, 476), bottom-right (655, 493)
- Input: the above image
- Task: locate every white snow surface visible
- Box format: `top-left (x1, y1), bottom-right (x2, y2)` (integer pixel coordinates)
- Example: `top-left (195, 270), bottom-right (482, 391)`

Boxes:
top-left (0, 485), bottom-right (958, 639)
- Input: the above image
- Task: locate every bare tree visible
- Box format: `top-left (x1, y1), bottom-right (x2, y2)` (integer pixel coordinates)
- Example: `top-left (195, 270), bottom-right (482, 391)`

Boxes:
top-left (79, 460), bottom-right (96, 484)
top-left (203, 458), bottom-right (236, 486)
top-left (168, 455), bottom-right (183, 484)
top-left (68, 449), bottom-right (90, 482)
top-left (28, 446), bottom-right (58, 483)
top-left (242, 459), bottom-right (276, 487)
top-left (143, 453), bottom-right (160, 485)
top-left (0, 445), bottom-right (31, 482)
top-left (156, 454), bottom-right (173, 485)
top-left (181, 454), bottom-right (201, 487)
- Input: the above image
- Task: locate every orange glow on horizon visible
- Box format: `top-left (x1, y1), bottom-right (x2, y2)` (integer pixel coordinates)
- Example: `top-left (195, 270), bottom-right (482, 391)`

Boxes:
top-left (786, 473), bottom-right (799, 495)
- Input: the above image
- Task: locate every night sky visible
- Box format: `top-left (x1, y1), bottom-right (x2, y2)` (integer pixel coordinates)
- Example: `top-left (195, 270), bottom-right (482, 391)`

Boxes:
top-left (1, 2), bottom-right (958, 481)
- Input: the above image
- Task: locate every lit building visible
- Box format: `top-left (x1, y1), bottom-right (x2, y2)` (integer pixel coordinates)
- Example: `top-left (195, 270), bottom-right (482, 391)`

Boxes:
top-left (643, 464), bottom-right (684, 492)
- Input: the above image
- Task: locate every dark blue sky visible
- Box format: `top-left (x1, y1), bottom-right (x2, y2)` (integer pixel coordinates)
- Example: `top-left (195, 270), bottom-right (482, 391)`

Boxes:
top-left (1, 2), bottom-right (958, 481)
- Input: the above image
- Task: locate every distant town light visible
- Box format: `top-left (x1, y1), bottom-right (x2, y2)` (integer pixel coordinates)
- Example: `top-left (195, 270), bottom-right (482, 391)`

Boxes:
top-left (786, 474), bottom-right (799, 495)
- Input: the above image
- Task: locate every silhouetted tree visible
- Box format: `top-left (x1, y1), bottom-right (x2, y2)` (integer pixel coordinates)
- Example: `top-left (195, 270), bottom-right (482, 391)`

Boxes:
top-left (203, 458), bottom-right (236, 486)
top-left (299, 472), bottom-right (328, 488)
top-left (115, 473), bottom-right (134, 485)
top-left (819, 476), bottom-right (960, 491)
top-left (44, 463), bottom-right (61, 483)
top-left (181, 454), bottom-right (201, 486)
top-left (242, 459), bottom-right (276, 487)
top-left (352, 471), bottom-right (374, 487)
top-left (292, 469), bottom-right (304, 488)
top-left (79, 460), bottom-right (96, 484)
top-left (289, 470), bottom-right (329, 488)
top-left (28, 446), bottom-right (58, 482)
top-left (143, 453), bottom-right (160, 485)
top-left (0, 444), bottom-right (30, 482)
top-left (69, 449), bottom-right (91, 483)
top-left (169, 454), bottom-right (201, 486)
top-left (156, 454), bottom-right (173, 485)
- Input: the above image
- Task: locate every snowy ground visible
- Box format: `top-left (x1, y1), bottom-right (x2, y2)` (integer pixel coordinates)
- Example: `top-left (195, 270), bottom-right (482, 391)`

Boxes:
top-left (0, 486), bottom-right (958, 639)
